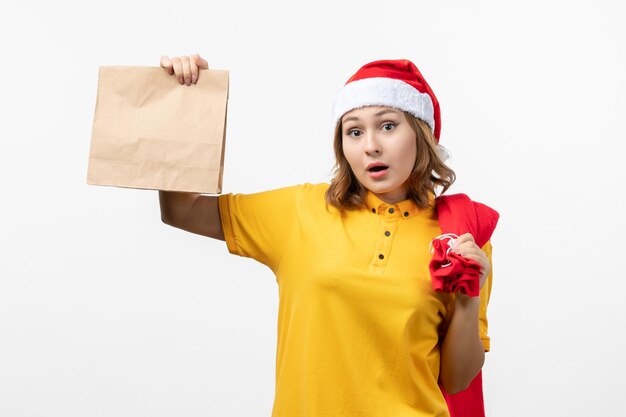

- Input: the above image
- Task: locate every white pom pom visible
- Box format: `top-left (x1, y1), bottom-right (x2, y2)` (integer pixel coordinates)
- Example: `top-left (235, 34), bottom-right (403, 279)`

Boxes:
top-left (437, 144), bottom-right (451, 163)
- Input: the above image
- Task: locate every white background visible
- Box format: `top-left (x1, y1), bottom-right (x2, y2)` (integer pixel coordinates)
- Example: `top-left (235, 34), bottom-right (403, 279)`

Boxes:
top-left (1, 0), bottom-right (624, 416)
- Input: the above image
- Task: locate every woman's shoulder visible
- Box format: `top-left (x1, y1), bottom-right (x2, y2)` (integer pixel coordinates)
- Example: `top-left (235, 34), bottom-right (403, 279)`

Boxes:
top-left (300, 182), bottom-right (330, 193)
top-left (274, 182), bottom-right (329, 195)
top-left (286, 182), bottom-right (336, 212)
top-left (251, 182), bottom-right (330, 206)
top-left (291, 182), bottom-right (331, 203)
top-left (232, 182), bottom-right (329, 196)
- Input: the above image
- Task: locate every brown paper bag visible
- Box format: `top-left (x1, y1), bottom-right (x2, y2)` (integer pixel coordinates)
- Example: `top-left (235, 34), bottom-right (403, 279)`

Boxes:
top-left (86, 66), bottom-right (229, 193)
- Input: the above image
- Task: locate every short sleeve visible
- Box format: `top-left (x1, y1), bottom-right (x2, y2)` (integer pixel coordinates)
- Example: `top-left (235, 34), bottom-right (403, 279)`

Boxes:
top-left (479, 240), bottom-right (493, 352)
top-left (217, 184), bottom-right (303, 271)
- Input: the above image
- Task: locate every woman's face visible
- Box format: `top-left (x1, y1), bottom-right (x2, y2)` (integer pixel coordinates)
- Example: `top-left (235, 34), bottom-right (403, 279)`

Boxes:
top-left (341, 106), bottom-right (417, 204)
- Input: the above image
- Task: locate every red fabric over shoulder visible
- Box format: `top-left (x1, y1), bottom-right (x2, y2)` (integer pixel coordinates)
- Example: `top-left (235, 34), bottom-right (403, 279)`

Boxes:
top-left (435, 193), bottom-right (499, 248)
top-left (433, 193), bottom-right (499, 417)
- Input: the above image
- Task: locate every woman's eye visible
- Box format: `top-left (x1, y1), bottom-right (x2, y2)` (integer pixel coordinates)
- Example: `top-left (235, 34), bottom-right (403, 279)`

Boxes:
top-left (382, 123), bottom-right (396, 131)
top-left (347, 129), bottom-right (362, 137)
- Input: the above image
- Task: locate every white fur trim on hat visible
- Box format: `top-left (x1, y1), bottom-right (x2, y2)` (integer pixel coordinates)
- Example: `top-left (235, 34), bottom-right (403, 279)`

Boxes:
top-left (332, 77), bottom-right (436, 132)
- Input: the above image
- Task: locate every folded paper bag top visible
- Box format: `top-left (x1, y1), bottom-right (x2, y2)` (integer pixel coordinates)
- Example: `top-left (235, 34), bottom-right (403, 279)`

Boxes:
top-left (86, 66), bottom-right (229, 194)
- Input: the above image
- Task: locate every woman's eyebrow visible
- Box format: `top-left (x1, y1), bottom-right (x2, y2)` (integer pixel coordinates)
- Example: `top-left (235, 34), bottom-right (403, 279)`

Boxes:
top-left (374, 109), bottom-right (400, 117)
top-left (343, 109), bottom-right (400, 123)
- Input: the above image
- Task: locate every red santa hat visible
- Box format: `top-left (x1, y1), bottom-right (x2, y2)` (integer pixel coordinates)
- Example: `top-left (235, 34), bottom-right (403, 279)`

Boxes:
top-left (332, 59), bottom-right (450, 162)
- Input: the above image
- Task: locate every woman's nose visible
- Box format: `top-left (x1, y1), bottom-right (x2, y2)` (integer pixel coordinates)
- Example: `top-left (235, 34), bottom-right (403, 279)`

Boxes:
top-left (364, 133), bottom-right (382, 155)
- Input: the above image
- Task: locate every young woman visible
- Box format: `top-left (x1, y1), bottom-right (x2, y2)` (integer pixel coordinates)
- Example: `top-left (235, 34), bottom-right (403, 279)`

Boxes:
top-left (158, 54), bottom-right (494, 417)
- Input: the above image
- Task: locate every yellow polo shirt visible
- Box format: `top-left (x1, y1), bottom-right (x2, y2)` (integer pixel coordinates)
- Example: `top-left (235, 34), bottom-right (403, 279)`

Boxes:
top-left (218, 182), bottom-right (493, 417)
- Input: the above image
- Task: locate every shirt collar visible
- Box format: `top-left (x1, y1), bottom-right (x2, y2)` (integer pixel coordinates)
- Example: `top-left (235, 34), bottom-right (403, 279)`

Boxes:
top-left (365, 190), bottom-right (436, 219)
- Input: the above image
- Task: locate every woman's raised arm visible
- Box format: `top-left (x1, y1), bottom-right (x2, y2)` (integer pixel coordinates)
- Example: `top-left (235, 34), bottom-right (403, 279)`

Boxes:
top-left (159, 191), bottom-right (224, 241)
top-left (157, 53), bottom-right (224, 241)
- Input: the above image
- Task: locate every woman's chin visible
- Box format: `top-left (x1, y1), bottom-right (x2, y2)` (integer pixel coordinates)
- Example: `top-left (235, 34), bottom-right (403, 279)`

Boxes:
top-left (363, 183), bottom-right (408, 201)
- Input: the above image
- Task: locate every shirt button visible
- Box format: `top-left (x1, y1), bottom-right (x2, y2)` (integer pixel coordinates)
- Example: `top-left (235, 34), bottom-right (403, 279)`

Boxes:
top-left (372, 208), bottom-right (376, 213)
top-left (384, 231), bottom-right (391, 237)
top-left (388, 208), bottom-right (395, 214)
top-left (378, 254), bottom-right (384, 260)
top-left (403, 211), bottom-right (409, 217)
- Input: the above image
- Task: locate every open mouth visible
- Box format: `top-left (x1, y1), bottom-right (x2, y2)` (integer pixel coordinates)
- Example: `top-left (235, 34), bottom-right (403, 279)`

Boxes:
top-left (368, 165), bottom-right (388, 172)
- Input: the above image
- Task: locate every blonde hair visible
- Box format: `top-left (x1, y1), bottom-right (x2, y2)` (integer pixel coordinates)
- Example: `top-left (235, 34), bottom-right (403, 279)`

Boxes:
top-left (325, 111), bottom-right (456, 213)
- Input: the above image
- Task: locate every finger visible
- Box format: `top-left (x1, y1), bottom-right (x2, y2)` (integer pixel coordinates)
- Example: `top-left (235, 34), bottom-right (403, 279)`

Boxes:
top-left (453, 245), bottom-right (483, 257)
top-left (189, 55), bottom-right (199, 84)
top-left (458, 251), bottom-right (490, 271)
top-left (171, 57), bottom-right (184, 85)
top-left (451, 234), bottom-right (476, 254)
top-left (159, 55), bottom-right (174, 75)
top-left (455, 233), bottom-right (475, 245)
top-left (459, 250), bottom-right (487, 263)
top-left (193, 53), bottom-right (209, 69)
top-left (181, 56), bottom-right (192, 85)
top-left (451, 247), bottom-right (485, 268)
